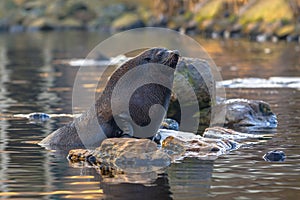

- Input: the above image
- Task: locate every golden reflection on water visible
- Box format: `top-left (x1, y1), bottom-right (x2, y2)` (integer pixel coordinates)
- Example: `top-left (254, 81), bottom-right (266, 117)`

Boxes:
top-left (65, 175), bottom-right (95, 179)
top-left (69, 181), bottom-right (100, 185)
top-left (0, 189), bottom-right (104, 198)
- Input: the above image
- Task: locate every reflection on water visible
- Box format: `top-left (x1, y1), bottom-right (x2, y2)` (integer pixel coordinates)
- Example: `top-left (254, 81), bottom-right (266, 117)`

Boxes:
top-left (0, 31), bottom-right (299, 199)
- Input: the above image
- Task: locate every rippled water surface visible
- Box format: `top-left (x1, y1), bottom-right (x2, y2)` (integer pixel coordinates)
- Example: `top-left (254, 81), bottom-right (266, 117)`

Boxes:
top-left (0, 31), bottom-right (299, 199)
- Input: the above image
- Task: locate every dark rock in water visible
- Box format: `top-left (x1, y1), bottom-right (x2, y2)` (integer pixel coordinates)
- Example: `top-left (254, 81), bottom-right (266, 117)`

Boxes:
top-left (28, 113), bottom-right (50, 121)
top-left (263, 150), bottom-right (286, 162)
top-left (160, 118), bottom-right (179, 131)
top-left (212, 99), bottom-right (278, 129)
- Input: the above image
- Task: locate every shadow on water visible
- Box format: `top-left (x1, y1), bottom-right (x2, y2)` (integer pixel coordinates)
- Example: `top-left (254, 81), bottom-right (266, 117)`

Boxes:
top-left (0, 31), bottom-right (299, 199)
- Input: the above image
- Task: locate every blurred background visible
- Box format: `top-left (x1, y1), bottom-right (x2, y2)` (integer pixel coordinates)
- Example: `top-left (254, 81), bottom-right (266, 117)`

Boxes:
top-left (0, 0), bottom-right (300, 41)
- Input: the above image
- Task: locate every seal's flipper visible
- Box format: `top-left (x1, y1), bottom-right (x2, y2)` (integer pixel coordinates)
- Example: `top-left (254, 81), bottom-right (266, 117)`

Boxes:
top-left (115, 113), bottom-right (134, 137)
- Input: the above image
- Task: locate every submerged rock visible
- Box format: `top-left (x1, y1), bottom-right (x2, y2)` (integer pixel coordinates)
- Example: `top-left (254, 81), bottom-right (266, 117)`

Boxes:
top-left (203, 127), bottom-right (272, 141)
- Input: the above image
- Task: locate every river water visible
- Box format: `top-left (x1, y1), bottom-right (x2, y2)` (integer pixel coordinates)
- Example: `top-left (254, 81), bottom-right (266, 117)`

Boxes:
top-left (0, 31), bottom-right (299, 199)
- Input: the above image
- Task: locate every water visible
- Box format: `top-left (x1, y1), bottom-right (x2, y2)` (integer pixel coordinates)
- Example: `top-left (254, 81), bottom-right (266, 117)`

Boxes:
top-left (0, 31), bottom-right (299, 199)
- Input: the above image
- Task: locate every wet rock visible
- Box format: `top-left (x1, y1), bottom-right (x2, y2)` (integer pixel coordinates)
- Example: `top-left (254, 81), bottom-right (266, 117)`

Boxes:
top-left (203, 126), bottom-right (272, 141)
top-left (160, 118), bottom-right (179, 131)
top-left (212, 99), bottom-right (277, 129)
top-left (28, 112), bottom-right (50, 121)
top-left (263, 150), bottom-right (286, 162)
top-left (162, 135), bottom-right (220, 155)
top-left (286, 33), bottom-right (300, 42)
top-left (111, 13), bottom-right (145, 31)
top-left (68, 138), bottom-right (171, 173)
top-left (159, 129), bottom-right (235, 159)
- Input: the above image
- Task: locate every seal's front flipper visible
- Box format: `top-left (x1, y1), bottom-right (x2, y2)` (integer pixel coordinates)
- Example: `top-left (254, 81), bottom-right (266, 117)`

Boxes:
top-left (115, 113), bottom-right (134, 138)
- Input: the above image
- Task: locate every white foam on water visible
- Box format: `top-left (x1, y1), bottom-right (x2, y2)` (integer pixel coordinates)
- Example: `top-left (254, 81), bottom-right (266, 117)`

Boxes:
top-left (217, 77), bottom-right (300, 88)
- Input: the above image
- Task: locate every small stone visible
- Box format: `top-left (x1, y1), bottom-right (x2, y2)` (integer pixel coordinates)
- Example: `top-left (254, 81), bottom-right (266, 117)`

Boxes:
top-left (28, 112), bottom-right (50, 121)
top-left (263, 150), bottom-right (286, 162)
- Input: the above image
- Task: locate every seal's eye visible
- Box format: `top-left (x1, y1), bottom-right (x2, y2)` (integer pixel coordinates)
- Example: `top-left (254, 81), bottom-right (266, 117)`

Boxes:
top-left (156, 50), bottom-right (164, 58)
top-left (144, 57), bottom-right (151, 62)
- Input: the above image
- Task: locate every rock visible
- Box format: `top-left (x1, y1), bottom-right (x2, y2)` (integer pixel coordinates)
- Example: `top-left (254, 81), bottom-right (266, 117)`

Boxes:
top-left (228, 23), bottom-right (242, 38)
top-left (194, 0), bottom-right (223, 23)
top-left (276, 24), bottom-right (295, 39)
top-left (239, 0), bottom-right (294, 24)
top-left (212, 99), bottom-right (277, 129)
top-left (162, 136), bottom-right (220, 155)
top-left (160, 118), bottom-right (179, 131)
top-left (213, 19), bottom-right (231, 34)
top-left (203, 127), bottom-right (272, 141)
top-left (263, 150), bottom-right (286, 162)
top-left (167, 57), bottom-right (215, 133)
top-left (111, 13), bottom-right (144, 31)
top-left (167, 15), bottom-right (186, 30)
top-left (27, 17), bottom-right (57, 31)
top-left (28, 112), bottom-right (50, 121)
top-left (260, 21), bottom-right (282, 36)
top-left (199, 19), bottom-right (215, 33)
top-left (91, 7), bottom-right (128, 31)
top-left (59, 18), bottom-right (83, 30)
top-left (94, 138), bottom-right (158, 164)
top-left (68, 138), bottom-right (171, 173)
top-left (65, 1), bottom-right (89, 16)
top-left (243, 22), bottom-right (261, 36)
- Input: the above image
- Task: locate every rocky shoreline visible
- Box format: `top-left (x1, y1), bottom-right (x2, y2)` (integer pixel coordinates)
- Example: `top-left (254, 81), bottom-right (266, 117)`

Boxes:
top-left (0, 0), bottom-right (300, 42)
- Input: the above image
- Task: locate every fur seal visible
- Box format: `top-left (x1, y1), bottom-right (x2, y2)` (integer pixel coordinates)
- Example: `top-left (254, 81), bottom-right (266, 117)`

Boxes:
top-left (39, 48), bottom-right (179, 148)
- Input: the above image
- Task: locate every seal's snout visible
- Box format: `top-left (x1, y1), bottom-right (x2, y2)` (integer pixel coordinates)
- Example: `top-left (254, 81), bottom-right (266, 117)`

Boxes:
top-left (170, 50), bottom-right (180, 56)
top-left (162, 49), bottom-right (179, 69)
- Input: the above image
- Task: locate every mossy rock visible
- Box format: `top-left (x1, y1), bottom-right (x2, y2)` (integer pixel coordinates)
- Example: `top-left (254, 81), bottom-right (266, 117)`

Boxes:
top-left (59, 18), bottom-right (83, 29)
top-left (239, 0), bottom-right (293, 25)
top-left (242, 22), bottom-right (261, 35)
top-left (167, 57), bottom-right (215, 134)
top-left (259, 21), bottom-right (282, 35)
top-left (212, 19), bottom-right (231, 33)
top-left (276, 24), bottom-right (295, 38)
top-left (27, 17), bottom-right (58, 30)
top-left (194, 0), bottom-right (223, 23)
top-left (111, 13), bottom-right (144, 31)
top-left (167, 15), bottom-right (186, 30)
top-left (199, 19), bottom-right (215, 32)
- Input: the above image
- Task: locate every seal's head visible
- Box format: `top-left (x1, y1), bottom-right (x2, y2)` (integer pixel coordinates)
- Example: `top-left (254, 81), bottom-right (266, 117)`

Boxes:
top-left (138, 47), bottom-right (180, 69)
top-left (106, 48), bottom-right (180, 88)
